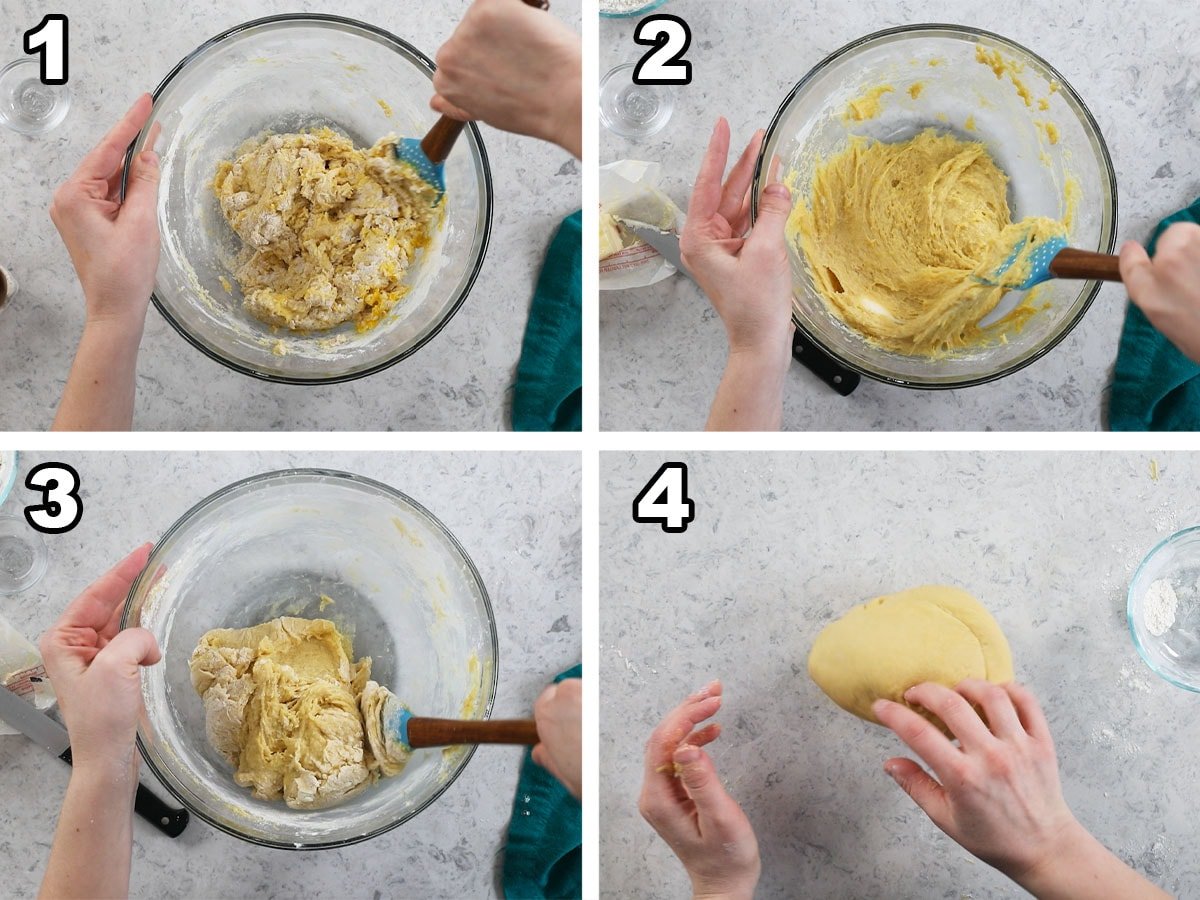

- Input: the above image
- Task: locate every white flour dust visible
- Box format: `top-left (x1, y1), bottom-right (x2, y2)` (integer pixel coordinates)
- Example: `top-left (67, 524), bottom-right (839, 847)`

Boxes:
top-left (1144, 578), bottom-right (1179, 637)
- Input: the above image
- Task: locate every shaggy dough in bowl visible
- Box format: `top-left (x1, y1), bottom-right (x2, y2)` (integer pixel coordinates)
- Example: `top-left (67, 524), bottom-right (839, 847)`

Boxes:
top-left (214, 129), bottom-right (440, 333)
top-left (189, 616), bottom-right (407, 810)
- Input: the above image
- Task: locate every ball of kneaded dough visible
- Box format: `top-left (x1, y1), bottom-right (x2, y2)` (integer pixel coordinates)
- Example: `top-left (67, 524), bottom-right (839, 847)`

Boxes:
top-left (807, 585), bottom-right (1013, 729)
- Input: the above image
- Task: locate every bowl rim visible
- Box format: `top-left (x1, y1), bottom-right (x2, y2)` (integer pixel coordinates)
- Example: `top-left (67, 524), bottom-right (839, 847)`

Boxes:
top-left (123, 12), bottom-right (495, 386)
top-left (123, 467), bottom-right (501, 849)
top-left (0, 451), bottom-right (18, 508)
top-left (750, 23), bottom-right (1119, 390)
top-left (1127, 524), bottom-right (1200, 693)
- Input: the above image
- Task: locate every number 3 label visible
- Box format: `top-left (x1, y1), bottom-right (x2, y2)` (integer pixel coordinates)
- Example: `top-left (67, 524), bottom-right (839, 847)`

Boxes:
top-left (25, 463), bottom-right (83, 535)
top-left (633, 15), bottom-right (692, 86)
top-left (633, 462), bottom-right (695, 534)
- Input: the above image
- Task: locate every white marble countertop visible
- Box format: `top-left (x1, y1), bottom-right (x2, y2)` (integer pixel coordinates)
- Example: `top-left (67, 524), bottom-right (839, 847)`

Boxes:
top-left (0, 0), bottom-right (580, 431)
top-left (601, 451), bottom-right (1200, 897)
top-left (0, 451), bottom-right (581, 898)
top-left (599, 0), bottom-right (1200, 431)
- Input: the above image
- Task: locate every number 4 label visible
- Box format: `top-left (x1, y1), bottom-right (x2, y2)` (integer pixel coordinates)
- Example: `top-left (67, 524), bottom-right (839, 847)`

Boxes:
top-left (633, 15), bottom-right (692, 86)
top-left (633, 462), bottom-right (695, 534)
top-left (24, 14), bottom-right (69, 86)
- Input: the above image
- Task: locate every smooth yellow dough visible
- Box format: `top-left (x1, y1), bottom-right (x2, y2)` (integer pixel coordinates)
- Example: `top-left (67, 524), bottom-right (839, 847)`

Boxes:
top-left (213, 128), bottom-right (439, 333)
top-left (807, 585), bottom-right (1014, 731)
top-left (189, 616), bottom-right (405, 809)
top-left (790, 129), bottom-right (1067, 355)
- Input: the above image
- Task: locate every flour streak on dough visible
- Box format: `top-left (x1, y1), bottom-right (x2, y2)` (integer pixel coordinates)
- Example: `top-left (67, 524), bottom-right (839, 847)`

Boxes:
top-left (807, 585), bottom-right (1014, 734)
top-left (213, 129), bottom-right (440, 333)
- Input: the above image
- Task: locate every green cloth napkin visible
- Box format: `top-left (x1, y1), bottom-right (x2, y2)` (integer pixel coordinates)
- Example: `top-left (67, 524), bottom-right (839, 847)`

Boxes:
top-left (501, 664), bottom-right (582, 900)
top-left (511, 211), bottom-right (583, 432)
top-left (1111, 198), bottom-right (1200, 431)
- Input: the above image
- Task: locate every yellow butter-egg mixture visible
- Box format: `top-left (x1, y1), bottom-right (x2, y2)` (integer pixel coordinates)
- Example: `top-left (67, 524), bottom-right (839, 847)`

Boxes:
top-left (786, 44), bottom-right (1076, 356)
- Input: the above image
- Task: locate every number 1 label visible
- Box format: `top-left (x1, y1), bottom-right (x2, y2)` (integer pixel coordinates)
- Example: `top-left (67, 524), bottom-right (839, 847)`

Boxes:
top-left (24, 14), bottom-right (69, 86)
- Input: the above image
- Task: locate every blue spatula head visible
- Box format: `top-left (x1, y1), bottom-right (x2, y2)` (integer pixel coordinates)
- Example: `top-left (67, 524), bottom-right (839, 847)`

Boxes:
top-left (393, 138), bottom-right (446, 200)
top-left (982, 232), bottom-right (1069, 291)
top-left (384, 697), bottom-right (415, 749)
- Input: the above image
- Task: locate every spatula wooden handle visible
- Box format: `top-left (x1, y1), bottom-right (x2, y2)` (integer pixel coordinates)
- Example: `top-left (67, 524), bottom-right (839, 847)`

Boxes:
top-left (421, 0), bottom-right (550, 164)
top-left (1049, 248), bottom-right (1123, 283)
top-left (405, 717), bottom-right (540, 748)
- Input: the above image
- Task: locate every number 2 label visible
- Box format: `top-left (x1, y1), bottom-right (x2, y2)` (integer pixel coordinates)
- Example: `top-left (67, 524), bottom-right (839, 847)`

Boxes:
top-left (23, 14), bottom-right (69, 86)
top-left (633, 15), bottom-right (692, 86)
top-left (633, 462), bottom-right (695, 534)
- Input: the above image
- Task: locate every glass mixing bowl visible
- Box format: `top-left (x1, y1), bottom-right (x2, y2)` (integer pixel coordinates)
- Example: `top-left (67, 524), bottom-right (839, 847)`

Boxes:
top-left (125, 15), bottom-right (493, 384)
top-left (1128, 526), bottom-right (1200, 692)
top-left (753, 25), bottom-right (1117, 388)
top-left (122, 469), bottom-right (498, 849)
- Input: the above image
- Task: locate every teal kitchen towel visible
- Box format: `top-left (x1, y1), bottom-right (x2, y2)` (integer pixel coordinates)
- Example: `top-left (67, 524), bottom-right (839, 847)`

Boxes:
top-left (501, 664), bottom-right (582, 900)
top-left (512, 211), bottom-right (583, 432)
top-left (1111, 198), bottom-right (1200, 431)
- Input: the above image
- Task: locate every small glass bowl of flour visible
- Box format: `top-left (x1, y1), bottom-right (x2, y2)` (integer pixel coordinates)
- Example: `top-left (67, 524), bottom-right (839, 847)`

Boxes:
top-left (1128, 525), bottom-right (1200, 691)
top-left (600, 0), bottom-right (670, 17)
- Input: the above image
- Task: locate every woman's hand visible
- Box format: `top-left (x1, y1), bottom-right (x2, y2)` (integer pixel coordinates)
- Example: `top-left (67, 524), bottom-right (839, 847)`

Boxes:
top-left (432, 0), bottom-right (582, 158)
top-left (875, 680), bottom-right (1169, 900)
top-left (50, 93), bottom-right (160, 330)
top-left (39, 544), bottom-right (160, 777)
top-left (51, 94), bottom-right (161, 430)
top-left (532, 677), bottom-right (582, 798)
top-left (38, 546), bottom-right (164, 900)
top-left (682, 118), bottom-right (796, 431)
top-left (1121, 223), bottom-right (1200, 363)
top-left (638, 681), bottom-right (760, 900)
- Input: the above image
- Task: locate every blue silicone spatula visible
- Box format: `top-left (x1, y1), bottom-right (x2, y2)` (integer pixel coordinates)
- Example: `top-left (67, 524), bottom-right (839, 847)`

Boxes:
top-left (393, 0), bottom-right (551, 200)
top-left (981, 234), bottom-right (1123, 290)
top-left (380, 692), bottom-right (539, 755)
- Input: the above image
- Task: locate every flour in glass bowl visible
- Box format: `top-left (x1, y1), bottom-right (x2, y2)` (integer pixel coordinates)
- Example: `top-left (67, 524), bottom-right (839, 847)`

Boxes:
top-left (1144, 578), bottom-right (1178, 637)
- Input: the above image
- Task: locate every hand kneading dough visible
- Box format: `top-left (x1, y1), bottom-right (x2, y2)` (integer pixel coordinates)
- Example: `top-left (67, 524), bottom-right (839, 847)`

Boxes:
top-left (807, 585), bottom-right (1013, 730)
top-left (790, 129), bottom-right (1067, 355)
top-left (189, 616), bottom-right (404, 809)
top-left (213, 128), bottom-right (439, 333)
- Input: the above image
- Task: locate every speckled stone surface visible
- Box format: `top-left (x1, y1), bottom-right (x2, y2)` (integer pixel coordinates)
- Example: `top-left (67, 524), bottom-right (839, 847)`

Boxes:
top-left (0, 0), bottom-right (580, 431)
top-left (599, 0), bottom-right (1200, 431)
top-left (601, 451), bottom-right (1200, 898)
top-left (0, 451), bottom-right (580, 899)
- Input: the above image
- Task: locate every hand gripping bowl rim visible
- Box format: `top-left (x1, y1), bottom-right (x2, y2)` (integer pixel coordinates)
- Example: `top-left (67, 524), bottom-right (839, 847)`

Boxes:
top-left (750, 23), bottom-right (1119, 390)
top-left (120, 467), bottom-right (500, 850)
top-left (120, 13), bottom-right (495, 386)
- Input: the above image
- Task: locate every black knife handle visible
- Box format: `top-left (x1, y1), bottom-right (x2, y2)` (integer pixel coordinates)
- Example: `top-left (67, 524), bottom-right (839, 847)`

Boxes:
top-left (134, 783), bottom-right (190, 838)
top-left (58, 746), bottom-right (190, 838)
top-left (792, 329), bottom-right (860, 396)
